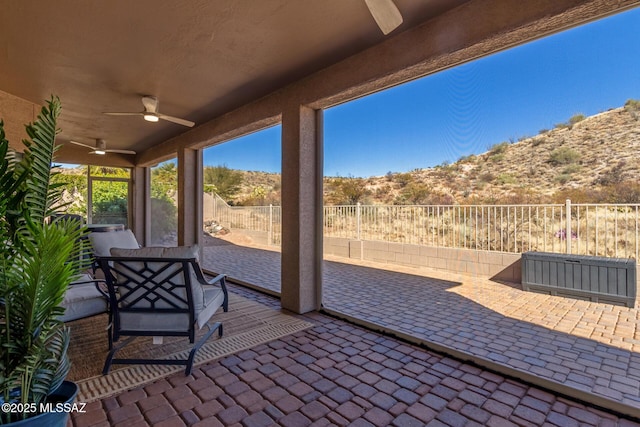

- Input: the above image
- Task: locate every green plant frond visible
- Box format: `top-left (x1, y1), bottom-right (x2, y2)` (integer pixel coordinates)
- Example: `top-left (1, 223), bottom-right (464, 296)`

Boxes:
top-left (2, 298), bottom-right (70, 406)
top-left (9, 341), bottom-right (49, 405)
top-left (18, 96), bottom-right (62, 225)
top-left (0, 137), bottom-right (28, 229)
top-left (44, 326), bottom-right (70, 396)
top-left (10, 223), bottom-right (77, 343)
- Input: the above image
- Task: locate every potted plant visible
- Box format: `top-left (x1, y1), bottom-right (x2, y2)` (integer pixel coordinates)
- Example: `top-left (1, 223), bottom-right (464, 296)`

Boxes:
top-left (0, 96), bottom-right (86, 425)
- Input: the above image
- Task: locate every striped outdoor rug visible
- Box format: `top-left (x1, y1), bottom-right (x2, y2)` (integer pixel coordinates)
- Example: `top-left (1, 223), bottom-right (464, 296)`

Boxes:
top-left (66, 293), bottom-right (313, 402)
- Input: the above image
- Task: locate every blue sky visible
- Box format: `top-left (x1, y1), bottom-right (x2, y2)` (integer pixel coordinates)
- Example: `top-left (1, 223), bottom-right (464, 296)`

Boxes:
top-left (204, 7), bottom-right (640, 178)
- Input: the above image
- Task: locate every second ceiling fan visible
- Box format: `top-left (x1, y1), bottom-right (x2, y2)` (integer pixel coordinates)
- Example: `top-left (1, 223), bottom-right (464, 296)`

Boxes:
top-left (69, 138), bottom-right (136, 155)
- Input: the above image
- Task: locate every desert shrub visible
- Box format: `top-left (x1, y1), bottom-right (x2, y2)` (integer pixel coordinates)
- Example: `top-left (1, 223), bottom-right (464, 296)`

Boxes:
top-left (554, 122), bottom-right (569, 130)
top-left (562, 164), bottom-right (582, 174)
top-left (239, 186), bottom-right (268, 206)
top-left (568, 114), bottom-right (586, 126)
top-left (373, 185), bottom-right (394, 203)
top-left (51, 168), bottom-right (88, 216)
top-left (204, 165), bottom-right (244, 201)
top-left (489, 153), bottom-right (505, 163)
top-left (593, 166), bottom-right (624, 186)
top-left (93, 198), bottom-right (127, 223)
top-left (427, 192), bottom-right (455, 205)
top-left (551, 188), bottom-right (597, 203)
top-left (375, 185), bottom-right (391, 197)
top-left (400, 182), bottom-right (431, 204)
top-left (433, 163), bottom-right (458, 179)
top-left (150, 197), bottom-right (177, 237)
top-left (598, 182), bottom-right (640, 203)
top-left (554, 173), bottom-right (572, 184)
top-left (394, 173), bottom-right (413, 187)
top-left (531, 137), bottom-right (544, 147)
top-left (548, 147), bottom-right (580, 165)
top-left (624, 99), bottom-right (640, 112)
top-left (327, 176), bottom-right (371, 204)
top-left (478, 172), bottom-right (495, 183)
top-left (151, 162), bottom-right (178, 198)
top-left (555, 113), bottom-right (586, 130)
top-left (496, 173), bottom-right (517, 185)
top-left (458, 154), bottom-right (477, 163)
top-left (625, 99), bottom-right (640, 120)
top-left (502, 188), bottom-right (547, 204)
top-left (488, 141), bottom-right (509, 156)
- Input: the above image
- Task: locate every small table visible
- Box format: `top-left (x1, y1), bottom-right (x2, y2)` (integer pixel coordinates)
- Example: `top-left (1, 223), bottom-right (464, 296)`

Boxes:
top-left (87, 224), bottom-right (125, 233)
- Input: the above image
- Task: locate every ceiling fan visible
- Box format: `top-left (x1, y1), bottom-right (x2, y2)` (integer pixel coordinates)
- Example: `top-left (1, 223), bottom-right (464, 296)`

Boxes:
top-left (103, 96), bottom-right (195, 128)
top-left (365, 0), bottom-right (403, 35)
top-left (68, 138), bottom-right (136, 155)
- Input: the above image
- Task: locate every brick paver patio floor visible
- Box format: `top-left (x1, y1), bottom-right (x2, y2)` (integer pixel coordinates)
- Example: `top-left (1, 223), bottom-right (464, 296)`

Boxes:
top-left (71, 283), bottom-right (640, 426)
top-left (201, 239), bottom-right (640, 419)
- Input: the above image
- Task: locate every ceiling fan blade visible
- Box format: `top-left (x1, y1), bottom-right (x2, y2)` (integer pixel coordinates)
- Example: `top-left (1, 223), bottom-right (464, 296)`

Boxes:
top-left (68, 140), bottom-right (95, 149)
top-left (364, 0), bottom-right (403, 35)
top-left (157, 113), bottom-right (195, 128)
top-left (106, 149), bottom-right (137, 155)
top-left (103, 112), bottom-right (144, 116)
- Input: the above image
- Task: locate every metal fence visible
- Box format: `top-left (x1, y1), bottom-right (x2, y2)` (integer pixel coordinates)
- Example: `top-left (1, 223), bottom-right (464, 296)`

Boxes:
top-left (208, 195), bottom-right (640, 259)
top-left (210, 194), bottom-right (282, 245)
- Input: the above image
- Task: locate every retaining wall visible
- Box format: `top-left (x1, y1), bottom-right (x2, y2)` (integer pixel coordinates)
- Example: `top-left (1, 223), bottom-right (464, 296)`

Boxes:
top-left (323, 237), bottom-right (522, 282)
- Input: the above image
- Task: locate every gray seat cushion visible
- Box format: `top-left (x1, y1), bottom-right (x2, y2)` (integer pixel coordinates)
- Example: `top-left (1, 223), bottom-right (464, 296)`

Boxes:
top-left (60, 275), bottom-right (107, 322)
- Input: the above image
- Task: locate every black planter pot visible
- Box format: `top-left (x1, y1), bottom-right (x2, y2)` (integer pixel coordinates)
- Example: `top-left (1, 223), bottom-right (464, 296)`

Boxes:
top-left (6, 381), bottom-right (78, 427)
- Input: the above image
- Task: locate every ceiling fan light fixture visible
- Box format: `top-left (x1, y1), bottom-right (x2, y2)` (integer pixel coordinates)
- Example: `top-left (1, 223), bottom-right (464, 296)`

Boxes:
top-left (143, 113), bottom-right (159, 122)
top-left (93, 150), bottom-right (106, 155)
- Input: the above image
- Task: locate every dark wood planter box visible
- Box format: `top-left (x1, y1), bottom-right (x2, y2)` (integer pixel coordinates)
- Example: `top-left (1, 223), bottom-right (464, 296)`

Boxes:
top-left (521, 251), bottom-right (637, 307)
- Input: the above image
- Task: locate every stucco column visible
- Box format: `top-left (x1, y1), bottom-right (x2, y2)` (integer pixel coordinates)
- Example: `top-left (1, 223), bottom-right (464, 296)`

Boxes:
top-left (177, 148), bottom-right (203, 247)
top-left (131, 166), bottom-right (151, 246)
top-left (281, 104), bottom-right (323, 314)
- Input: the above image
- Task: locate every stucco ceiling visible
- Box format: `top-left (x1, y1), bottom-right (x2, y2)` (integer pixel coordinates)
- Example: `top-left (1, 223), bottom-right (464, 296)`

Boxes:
top-left (0, 0), bottom-right (467, 160)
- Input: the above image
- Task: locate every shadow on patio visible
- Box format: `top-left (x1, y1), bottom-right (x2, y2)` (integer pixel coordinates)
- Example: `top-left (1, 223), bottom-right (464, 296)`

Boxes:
top-left (201, 238), bottom-right (640, 418)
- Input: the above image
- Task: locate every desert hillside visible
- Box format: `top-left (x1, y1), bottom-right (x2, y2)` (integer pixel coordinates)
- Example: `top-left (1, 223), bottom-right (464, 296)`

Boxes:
top-left (232, 100), bottom-right (640, 206)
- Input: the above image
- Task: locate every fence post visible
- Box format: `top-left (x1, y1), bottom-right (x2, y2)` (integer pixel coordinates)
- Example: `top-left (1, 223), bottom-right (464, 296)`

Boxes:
top-left (212, 192), bottom-right (216, 220)
top-left (356, 202), bottom-right (361, 240)
top-left (566, 198), bottom-right (572, 254)
top-left (269, 204), bottom-right (273, 246)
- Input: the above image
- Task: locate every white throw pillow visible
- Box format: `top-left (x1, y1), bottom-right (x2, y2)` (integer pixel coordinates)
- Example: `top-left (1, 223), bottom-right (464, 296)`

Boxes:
top-left (89, 229), bottom-right (140, 257)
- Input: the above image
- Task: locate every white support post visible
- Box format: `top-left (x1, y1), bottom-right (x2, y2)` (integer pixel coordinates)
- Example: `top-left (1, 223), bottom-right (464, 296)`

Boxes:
top-left (356, 202), bottom-right (361, 241)
top-left (269, 204), bottom-right (273, 246)
top-left (566, 198), bottom-right (572, 254)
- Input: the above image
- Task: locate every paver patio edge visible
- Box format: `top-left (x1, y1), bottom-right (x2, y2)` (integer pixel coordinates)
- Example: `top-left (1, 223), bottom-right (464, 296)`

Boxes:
top-left (321, 307), bottom-right (640, 421)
